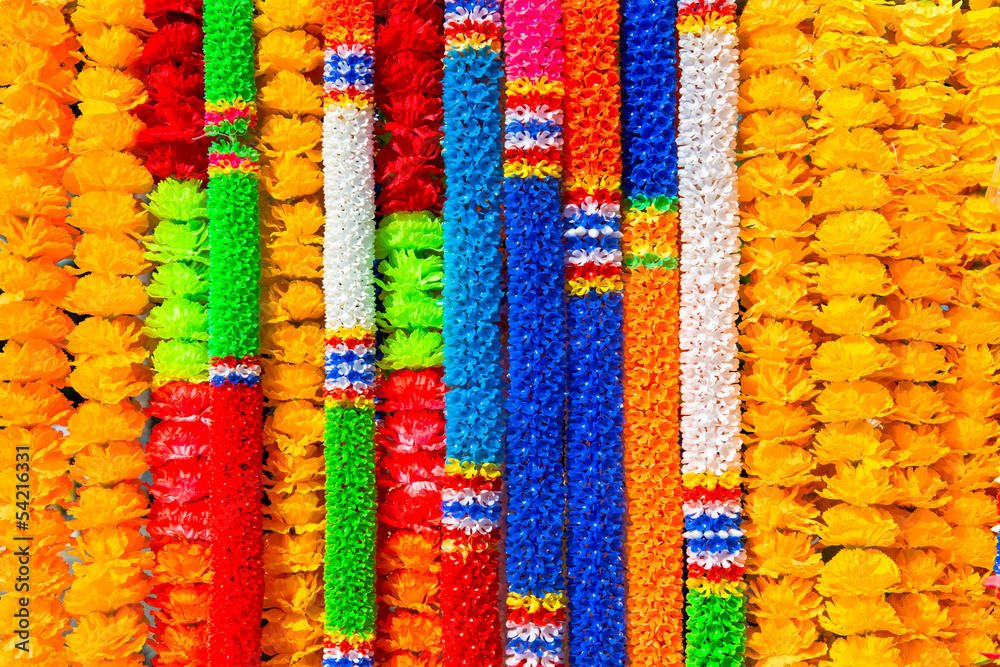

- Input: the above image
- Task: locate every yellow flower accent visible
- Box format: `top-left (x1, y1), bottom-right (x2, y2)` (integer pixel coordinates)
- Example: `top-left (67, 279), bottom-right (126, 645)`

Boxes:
top-left (739, 109), bottom-right (815, 156)
top-left (64, 274), bottom-right (149, 318)
top-left (740, 320), bottom-right (815, 361)
top-left (741, 27), bottom-right (812, 73)
top-left (747, 531), bottom-right (823, 578)
top-left (507, 76), bottom-right (564, 97)
top-left (812, 420), bottom-right (892, 466)
top-left (257, 29), bottom-right (323, 76)
top-left (0, 253), bottom-right (75, 306)
top-left (69, 111), bottom-right (144, 154)
top-left (818, 505), bottom-right (900, 547)
top-left (503, 160), bottom-right (562, 179)
top-left (262, 321), bottom-right (323, 364)
top-left (745, 617), bottom-right (827, 665)
top-left (681, 470), bottom-right (741, 490)
top-left (893, 549), bottom-right (946, 593)
top-left (64, 606), bottom-right (149, 664)
top-left (745, 442), bottom-right (816, 487)
top-left (811, 168), bottom-right (891, 214)
top-left (885, 423), bottom-right (948, 467)
top-left (818, 460), bottom-right (898, 505)
top-left (259, 70), bottom-right (324, 117)
top-left (889, 341), bottom-right (953, 383)
top-left (944, 378), bottom-right (1000, 418)
top-left (743, 402), bottom-right (815, 445)
top-left (260, 155), bottom-right (323, 200)
top-left (70, 356), bottom-right (150, 404)
top-left (807, 34), bottom-right (894, 91)
top-left (810, 86), bottom-right (893, 131)
top-left (254, 0), bottom-right (324, 32)
top-left (72, 439), bottom-right (146, 487)
top-left (811, 335), bottom-right (895, 382)
top-left (810, 127), bottom-right (895, 174)
top-left (78, 24), bottom-right (143, 69)
top-left (885, 296), bottom-right (952, 343)
top-left (743, 236), bottom-right (811, 282)
top-left (955, 46), bottom-right (1000, 88)
top-left (812, 210), bottom-right (897, 257)
top-left (813, 1), bottom-right (885, 38)
top-left (941, 415), bottom-right (1000, 456)
top-left (69, 67), bottom-right (147, 114)
top-left (739, 0), bottom-right (815, 33)
top-left (897, 0), bottom-right (960, 45)
top-left (890, 42), bottom-right (956, 86)
top-left (751, 576), bottom-right (823, 620)
top-left (73, 482), bottom-right (148, 530)
top-left (742, 194), bottom-right (813, 240)
top-left (64, 150), bottom-right (152, 195)
top-left (814, 255), bottom-right (894, 298)
top-left (951, 525), bottom-right (997, 569)
top-left (961, 83), bottom-right (1000, 126)
top-left (897, 509), bottom-right (955, 550)
top-left (260, 116), bottom-right (322, 160)
top-left (891, 381), bottom-right (950, 424)
top-left (69, 190), bottom-right (149, 236)
top-left (73, 233), bottom-right (150, 276)
top-left (742, 276), bottom-right (815, 323)
top-left (813, 296), bottom-right (891, 336)
top-left (820, 595), bottom-right (906, 636)
top-left (566, 276), bottom-right (621, 295)
top-left (0, 381), bottom-right (73, 427)
top-left (73, 0), bottom-right (155, 31)
top-left (822, 636), bottom-right (903, 667)
top-left (889, 259), bottom-right (956, 302)
top-left (262, 279), bottom-right (325, 323)
top-left (738, 154), bottom-right (814, 201)
top-left (891, 83), bottom-right (954, 128)
top-left (268, 198), bottom-right (324, 242)
top-left (956, 6), bottom-right (1000, 47)
top-left (263, 489), bottom-right (324, 533)
top-left (744, 486), bottom-right (819, 535)
top-left (743, 359), bottom-right (816, 404)
top-left (893, 466), bottom-right (948, 508)
top-left (261, 360), bottom-right (323, 402)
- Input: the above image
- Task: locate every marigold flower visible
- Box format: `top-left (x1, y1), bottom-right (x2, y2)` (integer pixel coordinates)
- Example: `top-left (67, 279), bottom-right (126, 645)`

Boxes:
top-left (72, 0), bottom-right (156, 32)
top-left (889, 341), bottom-right (952, 384)
top-left (820, 595), bottom-right (906, 636)
top-left (0, 253), bottom-right (76, 303)
top-left (264, 490), bottom-right (323, 532)
top-left (0, 214), bottom-right (76, 262)
top-left (64, 560), bottom-right (149, 613)
top-left (64, 606), bottom-right (148, 664)
top-left (956, 48), bottom-right (1000, 89)
top-left (812, 210), bottom-right (896, 256)
top-left (63, 149), bottom-right (152, 195)
top-left (257, 29), bottom-right (323, 75)
top-left (151, 541), bottom-right (211, 585)
top-left (72, 439), bottom-right (146, 487)
top-left (263, 532), bottom-right (324, 574)
top-left (265, 571), bottom-right (322, 615)
top-left (817, 548), bottom-right (901, 598)
top-left (811, 87), bottom-right (894, 131)
top-left (745, 616), bottom-right (826, 665)
top-left (64, 400), bottom-right (144, 451)
top-left (260, 116), bottom-right (322, 160)
top-left (738, 153), bottom-right (814, 201)
top-left (69, 111), bottom-right (144, 154)
top-left (811, 168), bottom-right (891, 214)
top-left (739, 68), bottom-right (816, 115)
top-left (893, 548), bottom-right (946, 592)
top-left (69, 67), bottom-right (147, 114)
top-left (896, 508), bottom-right (955, 550)
top-left (813, 296), bottom-right (891, 337)
top-left (0, 166), bottom-right (70, 218)
top-left (261, 155), bottom-right (323, 200)
top-left (69, 190), bottom-right (149, 235)
top-left (70, 356), bottom-right (150, 404)
top-left (378, 610), bottom-right (442, 653)
top-left (740, 320), bottom-right (815, 363)
top-left (743, 402), bottom-right (815, 445)
top-left (0, 299), bottom-right (74, 345)
top-left (381, 569), bottom-right (440, 613)
top-left (811, 336), bottom-right (895, 382)
top-left (0, 381), bottom-right (73, 427)
top-left (818, 460), bottom-right (897, 505)
top-left (263, 242), bottom-right (323, 280)
top-left (741, 26), bottom-right (812, 73)
top-left (743, 359), bottom-right (817, 404)
top-left (72, 525), bottom-right (148, 566)
top-left (885, 423), bottom-right (948, 467)
top-left (254, 0), bottom-right (325, 31)
top-left (266, 448), bottom-right (324, 490)
top-left (270, 399), bottom-right (324, 440)
top-left (378, 531), bottom-right (439, 574)
top-left (259, 70), bottom-right (323, 117)
top-left (748, 531), bottom-right (823, 578)
top-left (0, 339), bottom-right (69, 384)
top-left (946, 304), bottom-right (1000, 344)
top-left (885, 296), bottom-right (951, 342)
top-left (268, 198), bottom-right (324, 241)
top-left (740, 109), bottom-right (815, 156)
top-left (742, 194), bottom-right (813, 240)
top-left (64, 273), bottom-right (148, 318)
top-left (73, 482), bottom-right (148, 530)
top-left (950, 526), bottom-right (995, 569)
top-left (897, 0), bottom-right (960, 45)
top-left (819, 505), bottom-right (900, 548)
top-left (746, 443), bottom-right (816, 487)
top-left (823, 635), bottom-right (903, 667)
top-left (890, 42), bottom-right (956, 86)
top-left (752, 576), bottom-right (823, 620)
top-left (814, 255), bottom-right (894, 298)
top-left (261, 322), bottom-right (323, 364)
top-left (260, 360), bottom-right (323, 402)
top-left (156, 584), bottom-right (211, 625)
top-left (744, 486), bottom-right (819, 535)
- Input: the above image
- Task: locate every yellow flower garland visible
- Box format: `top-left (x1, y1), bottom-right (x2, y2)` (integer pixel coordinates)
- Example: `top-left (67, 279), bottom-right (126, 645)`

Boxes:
top-left (255, 0), bottom-right (327, 663)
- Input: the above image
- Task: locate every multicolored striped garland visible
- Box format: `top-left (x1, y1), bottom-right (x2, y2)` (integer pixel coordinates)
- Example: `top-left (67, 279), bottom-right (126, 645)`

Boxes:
top-left (203, 0), bottom-right (263, 662)
top-left (441, 0), bottom-right (504, 663)
top-left (676, 0), bottom-right (744, 664)
top-left (322, 2), bottom-right (378, 666)
top-left (502, 1), bottom-right (567, 666)
top-left (562, 0), bottom-right (628, 664)
top-left (620, 0), bottom-right (684, 662)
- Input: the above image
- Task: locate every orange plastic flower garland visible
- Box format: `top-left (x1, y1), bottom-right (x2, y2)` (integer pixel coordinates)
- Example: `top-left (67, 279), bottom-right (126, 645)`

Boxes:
top-left (0, 0), bottom-right (77, 662)
top-left (60, 0), bottom-right (156, 663)
top-left (255, 0), bottom-right (327, 663)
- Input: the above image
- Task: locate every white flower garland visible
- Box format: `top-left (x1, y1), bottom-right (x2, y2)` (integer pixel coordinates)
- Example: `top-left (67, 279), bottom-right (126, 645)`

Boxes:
top-left (322, 103), bottom-right (377, 332)
top-left (677, 26), bottom-right (741, 480)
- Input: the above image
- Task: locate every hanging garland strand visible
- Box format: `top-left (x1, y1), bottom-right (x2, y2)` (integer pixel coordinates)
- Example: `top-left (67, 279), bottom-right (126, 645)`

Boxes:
top-left (322, 2), bottom-right (379, 666)
top-left (676, 0), bottom-right (744, 664)
top-left (620, 0), bottom-right (684, 662)
top-left (562, 0), bottom-right (627, 664)
top-left (502, 0), bottom-right (567, 666)
top-left (203, 0), bottom-right (264, 661)
top-left (440, 0), bottom-right (505, 663)
top-left (373, 0), bottom-right (447, 662)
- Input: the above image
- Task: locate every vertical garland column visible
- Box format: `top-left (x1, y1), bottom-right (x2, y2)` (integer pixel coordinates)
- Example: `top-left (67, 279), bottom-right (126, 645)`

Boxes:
top-left (561, 0), bottom-right (626, 664)
top-left (321, 3), bottom-right (379, 667)
top-left (204, 0), bottom-right (264, 661)
top-left (254, 0), bottom-right (327, 662)
top-left (440, 0), bottom-right (504, 664)
top-left (619, 0), bottom-right (683, 663)
top-left (0, 0), bottom-right (76, 661)
top-left (501, 1), bottom-right (567, 667)
top-left (373, 0), bottom-right (448, 663)
top-left (137, 0), bottom-right (214, 662)
top-left (676, 1), bottom-right (744, 665)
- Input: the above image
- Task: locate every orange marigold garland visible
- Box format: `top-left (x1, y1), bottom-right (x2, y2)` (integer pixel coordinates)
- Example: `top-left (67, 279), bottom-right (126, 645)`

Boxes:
top-left (255, 0), bottom-right (327, 662)
top-left (0, 2), bottom-right (77, 662)
top-left (60, 0), bottom-right (155, 663)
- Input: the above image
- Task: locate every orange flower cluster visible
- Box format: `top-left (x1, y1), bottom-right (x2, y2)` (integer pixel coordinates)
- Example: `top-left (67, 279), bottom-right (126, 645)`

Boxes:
top-left (60, 0), bottom-right (154, 664)
top-left (256, 0), bottom-right (326, 663)
top-left (0, 9), bottom-right (77, 662)
top-left (622, 201), bottom-right (683, 666)
top-left (739, 0), bottom-right (1000, 664)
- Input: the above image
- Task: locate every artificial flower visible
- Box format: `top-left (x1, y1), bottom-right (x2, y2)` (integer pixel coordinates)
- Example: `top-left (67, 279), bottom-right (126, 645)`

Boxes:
top-left (817, 460), bottom-right (898, 505)
top-left (810, 168), bottom-right (892, 214)
top-left (885, 296), bottom-right (952, 342)
top-left (69, 190), bottom-right (149, 235)
top-left (64, 607), bottom-right (148, 665)
top-left (0, 339), bottom-right (70, 384)
top-left (72, 0), bottom-right (155, 32)
top-left (741, 26), bottom-right (813, 73)
top-left (745, 616), bottom-right (827, 665)
top-left (885, 423), bottom-right (949, 467)
top-left (258, 71), bottom-right (323, 117)
top-left (744, 486), bottom-right (820, 534)
top-left (257, 29), bottom-right (323, 75)
top-left (812, 296), bottom-right (892, 336)
top-left (896, 0), bottom-right (960, 45)
top-left (818, 505), bottom-right (900, 547)
top-left (819, 595), bottom-right (906, 635)
top-left (260, 155), bottom-right (323, 200)
top-left (72, 482), bottom-right (148, 530)
top-left (64, 150), bottom-right (153, 195)
top-left (816, 548), bottom-right (901, 598)
top-left (739, 109), bottom-right (815, 155)
top-left (0, 299), bottom-right (74, 344)
top-left (377, 610), bottom-right (442, 653)
top-left (64, 560), bottom-right (149, 613)
top-left (737, 153), bottom-right (814, 201)
top-left (741, 194), bottom-right (814, 239)
top-left (261, 279), bottom-right (324, 323)
top-left (891, 381), bottom-right (951, 424)
top-left (72, 439), bottom-right (147, 487)
top-left (814, 255), bottom-right (894, 298)
top-left (742, 359), bottom-right (817, 404)
top-left (70, 356), bottom-right (150, 403)
top-left (821, 635), bottom-right (903, 667)
top-left (810, 87), bottom-right (894, 131)
top-left (811, 335), bottom-right (895, 382)
top-left (811, 210), bottom-right (896, 256)
top-left (890, 42), bottom-right (956, 85)
top-left (0, 381), bottom-right (73, 427)
top-left (69, 67), bottom-right (148, 114)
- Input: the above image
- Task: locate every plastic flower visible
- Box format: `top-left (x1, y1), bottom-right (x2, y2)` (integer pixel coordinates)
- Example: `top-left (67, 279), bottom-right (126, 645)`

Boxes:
top-left (820, 595), bottom-right (906, 636)
top-left (0, 339), bottom-right (69, 384)
top-left (0, 215), bottom-right (75, 263)
top-left (745, 442), bottom-right (816, 487)
top-left (896, 0), bottom-right (960, 45)
top-left (810, 87), bottom-right (894, 132)
top-left (64, 150), bottom-right (152, 195)
top-left (73, 233), bottom-right (150, 276)
top-left (890, 42), bottom-right (956, 86)
top-left (741, 26), bottom-right (813, 73)
top-left (378, 531), bottom-right (439, 574)
top-left (258, 71), bottom-right (323, 117)
top-left (0, 381), bottom-right (73, 427)
top-left (810, 168), bottom-right (891, 214)
top-left (69, 67), bottom-right (147, 114)
top-left (263, 243), bottom-right (323, 280)
top-left (814, 256), bottom-right (894, 298)
top-left (64, 606), bottom-right (148, 664)
top-left (956, 47), bottom-right (1000, 88)
top-left (894, 549), bottom-right (946, 593)
top-left (896, 508), bottom-right (955, 551)
top-left (64, 560), bottom-right (149, 613)
top-left (885, 296), bottom-right (951, 342)
top-left (742, 195), bottom-right (813, 240)
top-left (739, 0), bottom-right (816, 33)
top-left (254, 0), bottom-right (325, 31)
top-left (63, 400), bottom-right (145, 453)
top-left (818, 505), bottom-right (900, 547)
top-left (739, 68), bottom-right (816, 115)
top-left (260, 361), bottom-right (323, 402)
top-left (742, 359), bottom-right (816, 404)
top-left (69, 190), bottom-right (149, 235)
top-left (72, 439), bottom-right (146, 487)
top-left (740, 320), bottom-right (815, 361)
top-left (261, 322), bottom-right (323, 364)
top-left (885, 423), bottom-right (948, 467)
top-left (740, 110), bottom-right (815, 156)
top-left (77, 25), bottom-right (143, 69)
top-left (956, 6), bottom-right (1000, 48)
top-left (744, 486), bottom-right (819, 535)
top-left (811, 335), bottom-right (895, 382)
top-left (745, 617), bottom-right (827, 665)
top-left (947, 304), bottom-right (1000, 345)
top-left (71, 482), bottom-right (148, 531)
top-left (381, 569), bottom-right (440, 613)
top-left (811, 211), bottom-right (897, 257)
top-left (817, 460), bottom-right (897, 505)
top-left (66, 315), bottom-right (145, 361)
top-left (810, 127), bottom-right (895, 174)
top-left (738, 153), bottom-right (814, 201)
top-left (891, 381), bottom-right (950, 424)
top-left (260, 155), bottom-right (323, 200)
top-left (151, 541), bottom-right (211, 585)
top-left (751, 576), bottom-right (823, 620)
top-left (377, 610), bottom-right (442, 653)
top-left (742, 402), bottom-right (815, 444)
top-left (261, 279), bottom-right (324, 323)
top-left (891, 83), bottom-right (953, 128)
top-left (64, 274), bottom-right (150, 318)
top-left (747, 531), bottom-right (823, 578)
top-left (257, 29), bottom-right (323, 75)
top-left (889, 341), bottom-right (952, 383)
top-left (817, 548), bottom-right (901, 598)
top-left (260, 116), bottom-right (322, 160)
top-left (822, 636), bottom-right (903, 667)
top-left (268, 198), bottom-right (324, 241)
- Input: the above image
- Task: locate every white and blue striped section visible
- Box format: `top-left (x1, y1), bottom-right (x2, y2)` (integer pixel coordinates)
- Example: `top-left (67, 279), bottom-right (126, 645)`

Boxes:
top-left (323, 44), bottom-right (374, 99)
